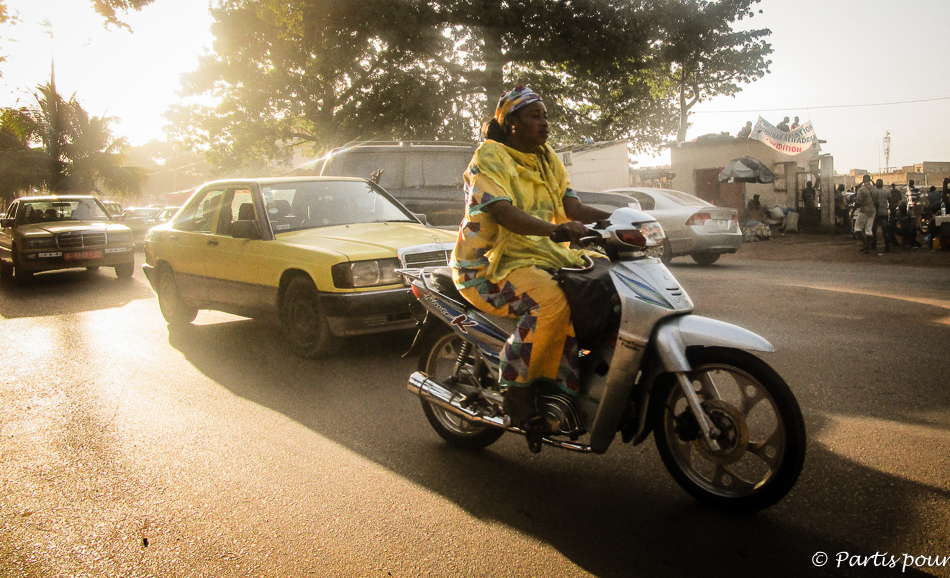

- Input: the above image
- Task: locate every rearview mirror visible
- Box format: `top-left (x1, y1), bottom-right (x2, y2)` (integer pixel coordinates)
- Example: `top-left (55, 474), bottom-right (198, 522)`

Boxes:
top-left (0, 218), bottom-right (13, 228)
top-left (231, 219), bottom-right (262, 240)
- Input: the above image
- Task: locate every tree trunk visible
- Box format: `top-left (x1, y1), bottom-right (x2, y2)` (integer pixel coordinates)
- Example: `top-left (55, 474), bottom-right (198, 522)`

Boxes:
top-left (480, 25), bottom-right (506, 120)
top-left (676, 84), bottom-right (689, 143)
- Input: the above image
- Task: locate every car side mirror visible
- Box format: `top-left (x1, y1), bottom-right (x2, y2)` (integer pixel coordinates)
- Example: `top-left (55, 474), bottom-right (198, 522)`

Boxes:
top-left (231, 219), bottom-right (262, 240)
top-left (0, 218), bottom-right (13, 228)
top-left (411, 212), bottom-right (427, 226)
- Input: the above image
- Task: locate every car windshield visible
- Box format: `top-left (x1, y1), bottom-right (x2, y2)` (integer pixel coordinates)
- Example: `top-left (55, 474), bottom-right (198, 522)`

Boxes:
top-left (262, 180), bottom-right (416, 233)
top-left (18, 200), bottom-right (110, 224)
top-left (658, 189), bottom-right (713, 207)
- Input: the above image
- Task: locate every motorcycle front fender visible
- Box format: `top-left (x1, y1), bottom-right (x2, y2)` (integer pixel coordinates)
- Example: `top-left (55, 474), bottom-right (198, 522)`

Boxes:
top-left (654, 314), bottom-right (774, 373)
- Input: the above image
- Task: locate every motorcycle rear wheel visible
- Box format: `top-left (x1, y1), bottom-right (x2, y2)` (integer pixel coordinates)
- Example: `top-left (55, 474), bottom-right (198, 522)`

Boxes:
top-left (419, 330), bottom-right (504, 450)
top-left (652, 347), bottom-right (806, 512)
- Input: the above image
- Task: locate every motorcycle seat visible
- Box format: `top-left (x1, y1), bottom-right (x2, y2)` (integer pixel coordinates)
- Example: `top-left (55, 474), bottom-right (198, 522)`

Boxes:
top-left (431, 267), bottom-right (519, 336)
top-left (431, 267), bottom-right (466, 303)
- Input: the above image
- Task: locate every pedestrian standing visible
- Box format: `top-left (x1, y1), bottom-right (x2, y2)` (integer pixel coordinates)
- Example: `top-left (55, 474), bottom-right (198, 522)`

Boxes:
top-left (834, 184), bottom-right (848, 231)
top-left (853, 175), bottom-right (876, 253)
top-left (777, 117), bottom-right (790, 131)
top-left (801, 181), bottom-right (817, 209)
top-left (887, 184), bottom-right (902, 245)
top-left (904, 179), bottom-right (919, 206)
top-left (870, 179), bottom-right (891, 253)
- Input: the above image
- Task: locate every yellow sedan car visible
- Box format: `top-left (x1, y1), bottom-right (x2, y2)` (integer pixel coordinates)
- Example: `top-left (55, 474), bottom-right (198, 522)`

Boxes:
top-left (143, 177), bottom-right (455, 358)
top-left (0, 195), bottom-right (135, 283)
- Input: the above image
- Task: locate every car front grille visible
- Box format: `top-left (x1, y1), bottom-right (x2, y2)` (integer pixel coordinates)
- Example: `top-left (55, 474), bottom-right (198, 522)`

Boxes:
top-left (401, 249), bottom-right (451, 269)
top-left (57, 231), bottom-right (106, 249)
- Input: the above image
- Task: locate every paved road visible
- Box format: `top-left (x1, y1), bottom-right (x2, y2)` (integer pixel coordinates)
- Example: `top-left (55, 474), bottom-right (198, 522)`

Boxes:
top-left (0, 250), bottom-right (948, 577)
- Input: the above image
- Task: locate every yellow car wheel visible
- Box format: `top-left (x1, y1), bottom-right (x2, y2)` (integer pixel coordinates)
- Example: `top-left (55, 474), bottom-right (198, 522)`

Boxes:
top-left (157, 267), bottom-right (197, 326)
top-left (281, 276), bottom-right (332, 359)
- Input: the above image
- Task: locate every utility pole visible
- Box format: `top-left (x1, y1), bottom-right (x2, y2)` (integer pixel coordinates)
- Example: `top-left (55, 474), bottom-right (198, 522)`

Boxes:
top-left (883, 131), bottom-right (891, 174)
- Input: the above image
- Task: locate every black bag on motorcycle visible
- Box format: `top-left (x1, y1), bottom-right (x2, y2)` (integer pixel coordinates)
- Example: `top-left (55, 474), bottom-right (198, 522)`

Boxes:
top-left (554, 257), bottom-right (619, 348)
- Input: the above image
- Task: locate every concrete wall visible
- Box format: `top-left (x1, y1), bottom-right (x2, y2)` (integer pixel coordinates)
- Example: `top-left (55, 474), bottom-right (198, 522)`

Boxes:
top-left (561, 142), bottom-right (631, 191)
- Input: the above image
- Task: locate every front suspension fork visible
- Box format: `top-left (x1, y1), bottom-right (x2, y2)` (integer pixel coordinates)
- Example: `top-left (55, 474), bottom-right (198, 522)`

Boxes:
top-left (675, 372), bottom-right (722, 451)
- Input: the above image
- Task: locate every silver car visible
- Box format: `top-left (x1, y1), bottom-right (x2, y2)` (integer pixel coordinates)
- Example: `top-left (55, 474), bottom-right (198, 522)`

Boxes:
top-left (605, 187), bottom-right (742, 265)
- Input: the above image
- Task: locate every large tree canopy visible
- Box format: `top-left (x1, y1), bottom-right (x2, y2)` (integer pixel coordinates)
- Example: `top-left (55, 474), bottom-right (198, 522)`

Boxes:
top-left (168, 0), bottom-right (770, 174)
top-left (0, 82), bottom-right (145, 205)
top-left (650, 0), bottom-right (772, 142)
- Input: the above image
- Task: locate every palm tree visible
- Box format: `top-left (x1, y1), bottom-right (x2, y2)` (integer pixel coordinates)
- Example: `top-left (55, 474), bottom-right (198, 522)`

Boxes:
top-left (0, 81), bottom-right (145, 206)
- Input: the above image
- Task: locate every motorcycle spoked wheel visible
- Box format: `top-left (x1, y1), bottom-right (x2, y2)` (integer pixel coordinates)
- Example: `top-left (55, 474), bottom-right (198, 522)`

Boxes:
top-left (651, 347), bottom-right (806, 512)
top-left (418, 329), bottom-right (505, 450)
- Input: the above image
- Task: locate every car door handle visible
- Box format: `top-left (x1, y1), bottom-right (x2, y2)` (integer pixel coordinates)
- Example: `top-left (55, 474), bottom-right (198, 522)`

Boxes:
top-left (207, 239), bottom-right (219, 246)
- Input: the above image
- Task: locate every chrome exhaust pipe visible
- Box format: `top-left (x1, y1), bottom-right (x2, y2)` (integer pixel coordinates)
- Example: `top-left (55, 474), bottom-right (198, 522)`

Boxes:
top-left (408, 371), bottom-right (506, 428)
top-left (407, 371), bottom-right (593, 453)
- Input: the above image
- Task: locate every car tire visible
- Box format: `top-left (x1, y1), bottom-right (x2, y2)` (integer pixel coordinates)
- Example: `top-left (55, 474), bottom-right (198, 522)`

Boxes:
top-left (157, 266), bottom-right (197, 325)
top-left (661, 239), bottom-right (674, 265)
top-left (281, 276), bottom-right (333, 359)
top-left (691, 253), bottom-right (721, 266)
top-left (114, 263), bottom-right (134, 279)
top-left (11, 253), bottom-right (32, 285)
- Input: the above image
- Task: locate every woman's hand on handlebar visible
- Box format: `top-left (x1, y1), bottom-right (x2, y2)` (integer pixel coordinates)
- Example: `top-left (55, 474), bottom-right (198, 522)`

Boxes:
top-left (549, 221), bottom-right (590, 244)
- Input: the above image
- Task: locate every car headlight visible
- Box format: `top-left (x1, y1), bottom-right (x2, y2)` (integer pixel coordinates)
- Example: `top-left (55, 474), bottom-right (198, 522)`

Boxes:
top-left (331, 259), bottom-right (401, 288)
top-left (22, 237), bottom-right (56, 249)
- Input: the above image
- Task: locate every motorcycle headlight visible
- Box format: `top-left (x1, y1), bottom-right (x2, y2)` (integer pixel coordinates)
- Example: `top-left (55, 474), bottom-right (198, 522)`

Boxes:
top-left (331, 259), bottom-right (401, 288)
top-left (22, 236), bottom-right (56, 249)
top-left (615, 222), bottom-right (665, 248)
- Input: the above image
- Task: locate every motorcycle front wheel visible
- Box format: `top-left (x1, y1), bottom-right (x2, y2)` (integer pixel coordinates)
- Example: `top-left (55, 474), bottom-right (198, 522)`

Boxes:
top-left (652, 347), bottom-right (806, 512)
top-left (419, 330), bottom-right (504, 450)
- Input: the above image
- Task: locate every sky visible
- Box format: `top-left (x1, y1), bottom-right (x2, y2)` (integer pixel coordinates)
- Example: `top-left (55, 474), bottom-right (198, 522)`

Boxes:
top-left (1, 0), bottom-right (949, 176)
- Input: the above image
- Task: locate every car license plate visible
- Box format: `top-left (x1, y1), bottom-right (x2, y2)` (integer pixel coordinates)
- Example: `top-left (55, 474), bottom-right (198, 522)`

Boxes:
top-left (715, 219), bottom-right (729, 231)
top-left (64, 250), bottom-right (102, 261)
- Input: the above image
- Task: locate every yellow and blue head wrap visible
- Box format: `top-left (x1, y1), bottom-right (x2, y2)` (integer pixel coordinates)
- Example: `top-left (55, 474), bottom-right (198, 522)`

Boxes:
top-left (494, 86), bottom-right (542, 126)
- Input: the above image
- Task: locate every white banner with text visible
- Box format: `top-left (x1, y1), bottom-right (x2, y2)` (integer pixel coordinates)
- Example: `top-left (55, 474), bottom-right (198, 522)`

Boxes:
top-left (748, 116), bottom-right (817, 156)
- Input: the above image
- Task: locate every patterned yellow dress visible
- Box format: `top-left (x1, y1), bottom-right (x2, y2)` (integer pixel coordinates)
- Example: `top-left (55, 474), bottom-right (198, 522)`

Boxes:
top-left (451, 140), bottom-right (586, 391)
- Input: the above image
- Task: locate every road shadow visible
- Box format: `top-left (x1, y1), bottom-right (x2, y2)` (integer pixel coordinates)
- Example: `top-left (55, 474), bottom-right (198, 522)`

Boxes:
top-left (166, 320), bottom-right (941, 577)
top-left (0, 267), bottom-right (154, 319)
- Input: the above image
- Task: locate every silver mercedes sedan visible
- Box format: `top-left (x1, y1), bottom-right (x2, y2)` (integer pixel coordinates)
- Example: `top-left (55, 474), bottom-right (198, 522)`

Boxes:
top-left (605, 187), bottom-right (742, 265)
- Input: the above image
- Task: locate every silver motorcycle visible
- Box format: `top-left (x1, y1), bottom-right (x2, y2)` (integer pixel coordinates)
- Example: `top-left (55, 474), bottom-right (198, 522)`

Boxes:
top-left (398, 207), bottom-right (806, 512)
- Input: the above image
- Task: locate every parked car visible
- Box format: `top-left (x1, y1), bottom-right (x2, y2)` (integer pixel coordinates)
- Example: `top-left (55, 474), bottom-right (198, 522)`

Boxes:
top-left (114, 207), bottom-right (163, 244)
top-left (150, 206), bottom-right (181, 228)
top-left (574, 190), bottom-right (641, 213)
top-left (143, 177), bottom-right (455, 358)
top-left (318, 141), bottom-right (478, 228)
top-left (605, 187), bottom-right (742, 265)
top-left (0, 195), bottom-right (135, 283)
top-left (102, 201), bottom-right (123, 216)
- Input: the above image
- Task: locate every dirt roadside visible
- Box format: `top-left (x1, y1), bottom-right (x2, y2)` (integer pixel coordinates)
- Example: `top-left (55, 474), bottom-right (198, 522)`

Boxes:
top-left (732, 231), bottom-right (950, 268)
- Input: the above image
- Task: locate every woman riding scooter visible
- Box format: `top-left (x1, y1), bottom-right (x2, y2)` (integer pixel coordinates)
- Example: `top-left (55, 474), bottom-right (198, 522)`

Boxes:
top-left (450, 86), bottom-right (611, 437)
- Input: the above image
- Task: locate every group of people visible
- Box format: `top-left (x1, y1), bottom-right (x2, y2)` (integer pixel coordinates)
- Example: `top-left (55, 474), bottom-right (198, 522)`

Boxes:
top-left (850, 176), bottom-right (949, 253)
top-left (736, 116), bottom-right (801, 139)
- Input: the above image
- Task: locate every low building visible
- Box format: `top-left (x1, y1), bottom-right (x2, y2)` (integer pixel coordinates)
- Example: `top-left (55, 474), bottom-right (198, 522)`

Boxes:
top-left (556, 140), bottom-right (632, 191)
top-left (669, 134), bottom-right (831, 227)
